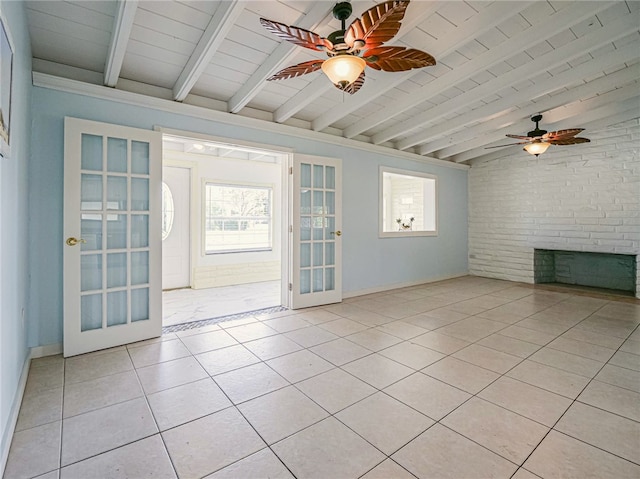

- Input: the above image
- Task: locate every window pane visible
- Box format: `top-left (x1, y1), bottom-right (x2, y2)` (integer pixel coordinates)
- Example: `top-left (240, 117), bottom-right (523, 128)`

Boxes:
top-left (300, 269), bottom-right (311, 294)
top-left (301, 243), bottom-right (311, 268)
top-left (131, 215), bottom-right (149, 248)
top-left (301, 163), bottom-right (311, 188)
top-left (313, 268), bottom-right (323, 292)
top-left (81, 254), bottom-right (102, 291)
top-left (81, 174), bottom-right (102, 210)
top-left (107, 253), bottom-right (127, 288)
top-left (313, 165), bottom-right (323, 188)
top-left (107, 214), bottom-right (127, 249)
top-left (81, 134), bottom-right (103, 171)
top-left (131, 288), bottom-right (149, 322)
top-left (107, 137), bottom-right (127, 173)
top-left (81, 294), bottom-right (102, 331)
top-left (107, 291), bottom-right (128, 327)
top-left (204, 183), bottom-right (273, 253)
top-left (131, 141), bottom-right (150, 174)
top-left (381, 169), bottom-right (437, 234)
top-left (107, 176), bottom-right (127, 210)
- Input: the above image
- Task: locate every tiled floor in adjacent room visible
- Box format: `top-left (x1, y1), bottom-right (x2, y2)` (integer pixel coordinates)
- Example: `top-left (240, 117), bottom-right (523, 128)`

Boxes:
top-left (163, 280), bottom-right (282, 327)
top-left (5, 276), bottom-right (640, 478)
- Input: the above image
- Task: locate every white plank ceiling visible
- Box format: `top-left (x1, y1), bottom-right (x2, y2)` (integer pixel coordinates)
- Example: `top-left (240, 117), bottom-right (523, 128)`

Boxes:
top-left (26, 0), bottom-right (640, 164)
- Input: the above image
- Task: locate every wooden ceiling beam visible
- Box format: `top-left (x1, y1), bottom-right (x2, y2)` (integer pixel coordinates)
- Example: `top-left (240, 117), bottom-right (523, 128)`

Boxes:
top-left (104, 0), bottom-right (138, 87)
top-left (173, 0), bottom-right (245, 102)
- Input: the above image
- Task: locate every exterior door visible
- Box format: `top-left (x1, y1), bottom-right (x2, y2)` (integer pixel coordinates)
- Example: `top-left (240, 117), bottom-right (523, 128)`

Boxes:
top-left (162, 166), bottom-right (191, 290)
top-left (63, 117), bottom-right (162, 357)
top-left (291, 155), bottom-right (342, 309)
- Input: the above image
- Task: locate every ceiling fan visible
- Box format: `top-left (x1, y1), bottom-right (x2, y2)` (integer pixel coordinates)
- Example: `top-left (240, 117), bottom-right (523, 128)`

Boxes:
top-left (487, 114), bottom-right (591, 156)
top-left (259, 0), bottom-right (436, 94)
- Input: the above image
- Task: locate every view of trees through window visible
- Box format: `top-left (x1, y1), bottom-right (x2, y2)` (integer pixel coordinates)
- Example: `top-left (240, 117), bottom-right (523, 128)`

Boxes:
top-left (204, 184), bottom-right (272, 253)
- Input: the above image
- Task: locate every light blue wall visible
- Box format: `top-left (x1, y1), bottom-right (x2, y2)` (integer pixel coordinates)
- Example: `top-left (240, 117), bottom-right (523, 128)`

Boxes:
top-left (29, 86), bottom-right (468, 348)
top-left (0, 0), bottom-right (31, 463)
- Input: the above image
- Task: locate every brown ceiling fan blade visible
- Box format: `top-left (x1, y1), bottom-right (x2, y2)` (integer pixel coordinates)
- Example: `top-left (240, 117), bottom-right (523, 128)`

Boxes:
top-left (363, 47), bottom-right (435, 72)
top-left (260, 18), bottom-right (333, 51)
top-left (548, 137), bottom-right (591, 145)
top-left (543, 129), bottom-right (585, 141)
top-left (485, 142), bottom-right (528, 149)
top-left (506, 134), bottom-right (534, 140)
top-left (334, 71), bottom-right (366, 95)
top-left (267, 60), bottom-right (324, 81)
top-left (344, 0), bottom-right (410, 50)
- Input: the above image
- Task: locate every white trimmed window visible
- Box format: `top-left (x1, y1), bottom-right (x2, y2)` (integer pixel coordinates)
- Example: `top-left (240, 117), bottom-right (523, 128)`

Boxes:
top-left (204, 183), bottom-right (272, 253)
top-left (380, 167), bottom-right (437, 237)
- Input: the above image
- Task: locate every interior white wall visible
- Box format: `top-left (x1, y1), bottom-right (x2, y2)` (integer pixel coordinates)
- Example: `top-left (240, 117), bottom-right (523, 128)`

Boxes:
top-left (468, 118), bottom-right (640, 297)
top-left (0, 0), bottom-right (31, 469)
top-left (28, 85), bottom-right (468, 349)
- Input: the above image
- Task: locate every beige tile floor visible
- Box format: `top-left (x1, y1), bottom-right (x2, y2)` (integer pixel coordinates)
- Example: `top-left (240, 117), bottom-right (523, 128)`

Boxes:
top-left (5, 276), bottom-right (640, 479)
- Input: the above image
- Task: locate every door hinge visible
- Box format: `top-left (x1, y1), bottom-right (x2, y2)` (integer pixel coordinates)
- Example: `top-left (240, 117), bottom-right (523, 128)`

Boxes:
top-left (288, 283), bottom-right (292, 291)
top-left (289, 225), bottom-right (293, 233)
top-left (289, 166), bottom-right (293, 175)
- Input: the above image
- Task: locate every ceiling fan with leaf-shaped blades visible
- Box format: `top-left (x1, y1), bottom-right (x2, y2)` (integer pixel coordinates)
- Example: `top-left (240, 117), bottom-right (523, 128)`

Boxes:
top-left (486, 114), bottom-right (591, 156)
top-left (260, 0), bottom-right (436, 94)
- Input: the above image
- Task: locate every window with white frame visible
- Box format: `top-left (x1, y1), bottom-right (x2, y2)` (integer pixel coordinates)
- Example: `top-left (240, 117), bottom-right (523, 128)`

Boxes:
top-left (380, 167), bottom-right (437, 237)
top-left (204, 183), bottom-right (272, 253)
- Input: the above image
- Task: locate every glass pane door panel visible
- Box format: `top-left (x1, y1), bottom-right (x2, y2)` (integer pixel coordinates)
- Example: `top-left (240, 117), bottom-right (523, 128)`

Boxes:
top-left (107, 291), bottom-right (128, 327)
top-left (107, 253), bottom-right (127, 288)
top-left (81, 174), bottom-right (103, 210)
top-left (326, 166), bottom-right (335, 190)
top-left (131, 251), bottom-right (149, 285)
top-left (107, 137), bottom-right (127, 173)
top-left (300, 270), bottom-right (311, 294)
top-left (313, 165), bottom-right (324, 188)
top-left (312, 217), bottom-right (324, 240)
top-left (325, 268), bottom-right (335, 291)
top-left (131, 141), bottom-right (150, 174)
top-left (107, 215), bottom-right (127, 249)
top-left (131, 215), bottom-right (149, 248)
top-left (131, 288), bottom-right (149, 322)
top-left (313, 191), bottom-right (324, 214)
top-left (300, 243), bottom-right (311, 268)
top-left (107, 176), bottom-right (128, 210)
top-left (131, 178), bottom-right (149, 210)
top-left (326, 192), bottom-right (335, 215)
top-left (301, 217), bottom-right (311, 241)
top-left (313, 243), bottom-right (323, 267)
top-left (81, 134), bottom-right (103, 171)
top-left (301, 163), bottom-right (311, 188)
top-left (313, 268), bottom-right (323, 292)
top-left (81, 294), bottom-right (102, 331)
top-left (300, 190), bottom-right (311, 214)
top-left (325, 242), bottom-right (335, 266)
top-left (81, 254), bottom-right (102, 291)
top-left (81, 214), bottom-right (102, 251)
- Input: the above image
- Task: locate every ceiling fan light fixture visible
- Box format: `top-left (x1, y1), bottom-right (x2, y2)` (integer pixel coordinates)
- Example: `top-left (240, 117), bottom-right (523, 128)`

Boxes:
top-left (321, 55), bottom-right (366, 88)
top-left (523, 141), bottom-right (550, 156)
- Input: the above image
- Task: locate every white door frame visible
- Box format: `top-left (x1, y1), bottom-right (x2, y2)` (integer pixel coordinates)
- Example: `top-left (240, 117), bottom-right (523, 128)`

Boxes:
top-left (156, 127), bottom-right (293, 309)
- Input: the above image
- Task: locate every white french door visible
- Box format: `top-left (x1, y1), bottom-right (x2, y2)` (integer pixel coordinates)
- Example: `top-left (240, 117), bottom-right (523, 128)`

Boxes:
top-left (63, 118), bottom-right (162, 357)
top-left (291, 155), bottom-right (342, 309)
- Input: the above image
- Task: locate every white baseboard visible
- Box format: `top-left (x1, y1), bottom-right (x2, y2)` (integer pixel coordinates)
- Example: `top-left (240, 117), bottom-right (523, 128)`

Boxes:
top-left (343, 273), bottom-right (468, 299)
top-left (30, 343), bottom-right (63, 359)
top-left (1, 352), bottom-right (31, 477)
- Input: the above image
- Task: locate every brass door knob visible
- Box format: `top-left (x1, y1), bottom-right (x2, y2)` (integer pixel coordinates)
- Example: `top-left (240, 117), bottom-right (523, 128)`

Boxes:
top-left (66, 237), bottom-right (87, 246)
top-left (330, 231), bottom-right (342, 236)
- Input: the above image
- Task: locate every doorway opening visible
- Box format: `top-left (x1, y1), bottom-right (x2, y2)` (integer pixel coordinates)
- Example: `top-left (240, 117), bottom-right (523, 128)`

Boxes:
top-left (160, 134), bottom-right (290, 328)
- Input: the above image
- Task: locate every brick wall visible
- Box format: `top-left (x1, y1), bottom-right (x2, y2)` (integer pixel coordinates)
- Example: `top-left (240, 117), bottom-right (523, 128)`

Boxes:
top-left (468, 118), bottom-right (640, 297)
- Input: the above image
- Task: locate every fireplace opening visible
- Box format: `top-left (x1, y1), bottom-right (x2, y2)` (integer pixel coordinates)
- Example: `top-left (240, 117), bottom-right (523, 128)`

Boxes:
top-left (534, 249), bottom-right (637, 296)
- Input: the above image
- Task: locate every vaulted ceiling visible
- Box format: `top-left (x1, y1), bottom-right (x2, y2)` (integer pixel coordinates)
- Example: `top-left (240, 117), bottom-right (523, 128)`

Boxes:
top-left (25, 0), bottom-right (640, 164)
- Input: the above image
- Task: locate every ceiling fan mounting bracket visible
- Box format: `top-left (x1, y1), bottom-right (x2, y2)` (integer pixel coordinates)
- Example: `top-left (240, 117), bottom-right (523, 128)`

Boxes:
top-left (531, 114), bottom-right (543, 123)
top-left (332, 2), bottom-right (353, 22)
